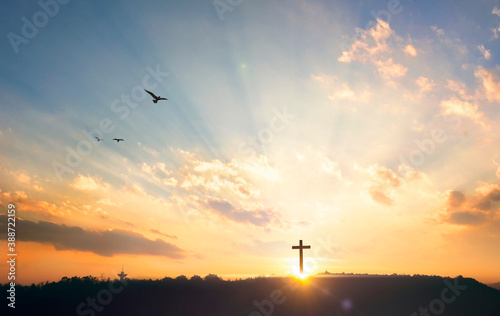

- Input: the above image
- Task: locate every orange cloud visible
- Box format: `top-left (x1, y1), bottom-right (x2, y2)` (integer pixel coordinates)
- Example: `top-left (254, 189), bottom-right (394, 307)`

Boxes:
top-left (9, 171), bottom-right (31, 184)
top-left (339, 19), bottom-right (407, 80)
top-left (369, 190), bottom-right (394, 206)
top-left (403, 44), bottom-right (417, 56)
top-left (374, 58), bottom-right (408, 79)
top-left (475, 67), bottom-right (500, 103)
top-left (356, 164), bottom-right (408, 206)
top-left (447, 190), bottom-right (466, 208)
top-left (442, 186), bottom-right (500, 226)
top-left (416, 77), bottom-right (435, 93)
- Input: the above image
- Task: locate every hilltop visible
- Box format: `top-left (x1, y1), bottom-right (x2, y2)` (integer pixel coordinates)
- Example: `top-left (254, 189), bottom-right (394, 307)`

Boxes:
top-left (2, 274), bottom-right (500, 315)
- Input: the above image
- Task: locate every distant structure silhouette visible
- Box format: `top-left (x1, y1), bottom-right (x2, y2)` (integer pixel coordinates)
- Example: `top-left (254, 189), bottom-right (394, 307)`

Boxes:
top-left (292, 240), bottom-right (311, 275)
top-left (117, 267), bottom-right (127, 282)
top-left (144, 89), bottom-right (168, 103)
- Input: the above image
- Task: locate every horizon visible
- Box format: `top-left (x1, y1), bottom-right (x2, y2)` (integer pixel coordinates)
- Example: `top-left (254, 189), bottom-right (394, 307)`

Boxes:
top-left (2, 0), bottom-right (500, 291)
top-left (5, 270), bottom-right (487, 287)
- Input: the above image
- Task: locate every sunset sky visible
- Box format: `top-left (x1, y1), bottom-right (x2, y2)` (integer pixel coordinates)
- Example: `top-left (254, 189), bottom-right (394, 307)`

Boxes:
top-left (1, 0), bottom-right (500, 285)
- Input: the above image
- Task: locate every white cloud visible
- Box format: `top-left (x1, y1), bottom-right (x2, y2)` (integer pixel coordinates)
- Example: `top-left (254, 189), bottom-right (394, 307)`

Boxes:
top-left (440, 98), bottom-right (484, 125)
top-left (493, 7), bottom-right (500, 17)
top-left (327, 82), bottom-right (371, 102)
top-left (491, 26), bottom-right (500, 39)
top-left (71, 174), bottom-right (110, 191)
top-left (431, 26), bottom-right (444, 37)
top-left (313, 74), bottom-right (370, 103)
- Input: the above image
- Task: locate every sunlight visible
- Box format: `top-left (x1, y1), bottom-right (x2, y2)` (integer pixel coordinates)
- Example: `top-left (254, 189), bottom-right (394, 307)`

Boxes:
top-left (290, 264), bottom-right (311, 280)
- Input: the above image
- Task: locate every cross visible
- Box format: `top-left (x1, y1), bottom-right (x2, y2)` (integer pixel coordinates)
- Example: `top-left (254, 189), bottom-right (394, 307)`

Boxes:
top-left (292, 240), bottom-right (311, 275)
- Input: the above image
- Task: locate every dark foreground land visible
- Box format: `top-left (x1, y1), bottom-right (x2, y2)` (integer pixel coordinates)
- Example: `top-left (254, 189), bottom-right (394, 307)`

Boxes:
top-left (2, 274), bottom-right (500, 316)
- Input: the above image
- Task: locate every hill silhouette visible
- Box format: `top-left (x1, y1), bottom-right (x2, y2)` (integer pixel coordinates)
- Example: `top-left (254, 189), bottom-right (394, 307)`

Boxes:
top-left (2, 274), bottom-right (500, 315)
top-left (489, 282), bottom-right (500, 291)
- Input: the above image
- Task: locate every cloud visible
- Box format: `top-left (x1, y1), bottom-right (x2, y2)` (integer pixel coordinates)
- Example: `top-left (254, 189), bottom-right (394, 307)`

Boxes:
top-left (431, 26), bottom-right (468, 54)
top-left (0, 215), bottom-right (184, 258)
top-left (440, 98), bottom-right (484, 125)
top-left (446, 80), bottom-right (470, 100)
top-left (403, 44), bottom-right (417, 56)
top-left (71, 174), bottom-right (110, 191)
top-left (138, 142), bottom-right (160, 158)
top-left (175, 156), bottom-right (271, 199)
top-left (474, 189), bottom-right (500, 211)
top-left (369, 190), bottom-right (394, 206)
top-left (205, 199), bottom-right (277, 227)
top-left (431, 26), bottom-right (444, 37)
top-left (474, 67), bottom-right (500, 103)
top-left (478, 45), bottom-right (491, 60)
top-left (368, 164), bottom-right (401, 187)
top-left (9, 171), bottom-right (31, 184)
top-left (441, 185), bottom-right (500, 226)
top-left (416, 77), bottom-right (435, 93)
top-left (447, 190), bottom-right (466, 208)
top-left (150, 228), bottom-right (177, 239)
top-left (312, 74), bottom-right (371, 103)
top-left (357, 164), bottom-right (408, 206)
top-left (13, 191), bottom-right (27, 200)
top-left (374, 58), bottom-right (408, 79)
top-left (338, 19), bottom-right (407, 80)
top-left (329, 82), bottom-right (355, 100)
top-left (448, 211), bottom-right (487, 226)
top-left (493, 7), bottom-right (500, 17)
top-left (95, 207), bottom-right (109, 219)
top-left (97, 198), bottom-right (118, 206)
top-left (194, 160), bottom-right (238, 175)
top-left (141, 162), bottom-right (177, 187)
top-left (491, 26), bottom-right (500, 40)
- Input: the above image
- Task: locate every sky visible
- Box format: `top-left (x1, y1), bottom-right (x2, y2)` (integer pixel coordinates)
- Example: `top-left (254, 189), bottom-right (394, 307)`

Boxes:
top-left (1, 0), bottom-right (500, 285)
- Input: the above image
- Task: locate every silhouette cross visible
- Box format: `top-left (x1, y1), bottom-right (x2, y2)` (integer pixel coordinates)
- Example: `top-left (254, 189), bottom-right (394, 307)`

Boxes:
top-left (292, 240), bottom-right (311, 275)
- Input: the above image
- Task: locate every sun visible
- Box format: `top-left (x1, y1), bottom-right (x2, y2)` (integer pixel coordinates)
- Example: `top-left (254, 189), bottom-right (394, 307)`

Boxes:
top-left (289, 264), bottom-right (311, 280)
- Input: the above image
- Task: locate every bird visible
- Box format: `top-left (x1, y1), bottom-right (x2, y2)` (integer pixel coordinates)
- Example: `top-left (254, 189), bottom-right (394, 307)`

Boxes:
top-left (113, 138), bottom-right (124, 142)
top-left (144, 89), bottom-right (168, 103)
top-left (95, 137), bottom-right (103, 141)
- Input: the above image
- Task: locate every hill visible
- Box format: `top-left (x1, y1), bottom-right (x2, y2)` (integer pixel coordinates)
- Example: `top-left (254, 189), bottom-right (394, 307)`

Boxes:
top-left (489, 282), bottom-right (500, 291)
top-left (2, 275), bottom-right (500, 315)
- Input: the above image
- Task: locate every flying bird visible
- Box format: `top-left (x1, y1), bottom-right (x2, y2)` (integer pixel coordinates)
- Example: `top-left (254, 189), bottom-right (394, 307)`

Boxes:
top-left (95, 137), bottom-right (103, 141)
top-left (144, 89), bottom-right (168, 103)
top-left (113, 138), bottom-right (124, 142)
